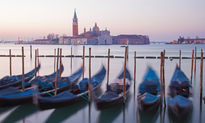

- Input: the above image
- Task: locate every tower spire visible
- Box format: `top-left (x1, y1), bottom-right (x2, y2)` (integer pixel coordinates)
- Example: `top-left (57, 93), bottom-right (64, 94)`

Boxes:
top-left (74, 9), bottom-right (77, 18)
top-left (73, 9), bottom-right (78, 37)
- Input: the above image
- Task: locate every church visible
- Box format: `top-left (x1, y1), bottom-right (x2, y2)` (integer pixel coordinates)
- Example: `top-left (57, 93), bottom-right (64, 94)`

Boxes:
top-left (58, 9), bottom-right (149, 45)
top-left (59, 9), bottom-right (112, 45)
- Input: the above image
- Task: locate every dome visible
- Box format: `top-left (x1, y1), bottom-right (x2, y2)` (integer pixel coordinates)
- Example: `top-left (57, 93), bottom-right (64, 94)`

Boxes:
top-left (92, 23), bottom-right (100, 32)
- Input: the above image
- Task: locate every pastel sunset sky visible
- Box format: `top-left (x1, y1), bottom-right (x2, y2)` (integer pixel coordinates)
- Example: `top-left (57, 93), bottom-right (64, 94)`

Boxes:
top-left (0, 0), bottom-right (204, 41)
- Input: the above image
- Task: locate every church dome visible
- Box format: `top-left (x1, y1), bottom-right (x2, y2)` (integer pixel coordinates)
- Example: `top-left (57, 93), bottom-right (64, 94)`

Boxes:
top-left (92, 23), bottom-right (100, 32)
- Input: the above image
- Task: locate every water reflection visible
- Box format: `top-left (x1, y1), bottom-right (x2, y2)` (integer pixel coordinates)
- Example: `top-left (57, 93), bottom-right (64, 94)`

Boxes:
top-left (97, 104), bottom-right (123, 123)
top-left (0, 107), bottom-right (13, 115)
top-left (2, 104), bottom-right (38, 123)
top-left (45, 101), bottom-right (87, 123)
top-left (96, 94), bottom-right (130, 123)
top-left (168, 107), bottom-right (193, 123)
top-left (137, 106), bottom-right (160, 123)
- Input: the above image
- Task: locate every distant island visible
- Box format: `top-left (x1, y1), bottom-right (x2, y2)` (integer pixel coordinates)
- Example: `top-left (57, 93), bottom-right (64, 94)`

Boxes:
top-left (1, 9), bottom-right (149, 45)
top-left (168, 36), bottom-right (205, 44)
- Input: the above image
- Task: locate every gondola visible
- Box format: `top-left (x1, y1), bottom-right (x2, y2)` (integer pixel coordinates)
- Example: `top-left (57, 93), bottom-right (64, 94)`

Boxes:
top-left (94, 67), bottom-right (132, 110)
top-left (168, 66), bottom-right (193, 117)
top-left (137, 67), bottom-right (160, 112)
top-left (0, 64), bottom-right (41, 89)
top-left (0, 66), bottom-right (82, 107)
top-left (37, 65), bottom-right (106, 110)
top-left (0, 64), bottom-right (63, 96)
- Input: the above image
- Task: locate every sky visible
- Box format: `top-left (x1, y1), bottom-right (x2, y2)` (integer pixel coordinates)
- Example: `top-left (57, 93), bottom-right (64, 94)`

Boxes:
top-left (0, 0), bottom-right (205, 41)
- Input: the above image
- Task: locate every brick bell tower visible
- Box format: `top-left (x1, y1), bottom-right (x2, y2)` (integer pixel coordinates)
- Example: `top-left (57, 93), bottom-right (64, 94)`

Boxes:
top-left (73, 9), bottom-right (78, 37)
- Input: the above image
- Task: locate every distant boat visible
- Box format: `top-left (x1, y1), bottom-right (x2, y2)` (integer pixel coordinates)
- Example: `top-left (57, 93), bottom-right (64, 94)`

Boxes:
top-left (120, 45), bottom-right (127, 47)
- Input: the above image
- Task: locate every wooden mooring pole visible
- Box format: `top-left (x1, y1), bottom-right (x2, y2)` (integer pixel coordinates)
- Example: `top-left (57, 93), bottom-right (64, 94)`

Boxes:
top-left (55, 48), bottom-right (60, 95)
top-left (200, 49), bottom-right (203, 101)
top-left (54, 49), bottom-right (56, 72)
top-left (22, 47), bottom-right (25, 92)
top-left (71, 47), bottom-right (73, 73)
top-left (35, 49), bottom-right (37, 77)
top-left (37, 49), bottom-right (40, 65)
top-left (179, 50), bottom-right (181, 68)
top-left (88, 48), bottom-right (91, 101)
top-left (162, 52), bottom-right (166, 108)
top-left (107, 48), bottom-right (110, 87)
top-left (123, 47), bottom-right (128, 104)
top-left (160, 52), bottom-right (163, 108)
top-left (190, 49), bottom-right (194, 84)
top-left (9, 49), bottom-right (12, 76)
top-left (59, 48), bottom-right (62, 77)
top-left (194, 47), bottom-right (197, 73)
top-left (134, 51), bottom-right (136, 91)
top-left (82, 46), bottom-right (85, 79)
top-left (30, 45), bottom-right (32, 59)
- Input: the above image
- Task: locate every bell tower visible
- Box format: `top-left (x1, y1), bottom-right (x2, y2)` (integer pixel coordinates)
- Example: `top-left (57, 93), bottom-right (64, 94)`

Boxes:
top-left (73, 9), bottom-right (78, 37)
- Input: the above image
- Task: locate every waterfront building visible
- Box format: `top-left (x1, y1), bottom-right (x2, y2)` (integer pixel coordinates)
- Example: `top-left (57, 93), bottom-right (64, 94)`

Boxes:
top-left (33, 39), bottom-right (57, 44)
top-left (112, 35), bottom-right (149, 45)
top-left (71, 37), bottom-right (87, 45)
top-left (59, 36), bottom-right (71, 44)
top-left (170, 36), bottom-right (205, 44)
top-left (70, 10), bottom-right (112, 45)
top-left (34, 33), bottom-right (59, 44)
top-left (98, 29), bottom-right (112, 44)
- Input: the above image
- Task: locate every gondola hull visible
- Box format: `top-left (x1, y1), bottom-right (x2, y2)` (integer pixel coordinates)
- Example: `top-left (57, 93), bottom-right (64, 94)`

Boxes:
top-left (96, 91), bottom-right (130, 110)
top-left (138, 93), bottom-right (160, 112)
top-left (0, 66), bottom-right (82, 107)
top-left (94, 67), bottom-right (132, 110)
top-left (0, 64), bottom-right (41, 89)
top-left (168, 95), bottom-right (193, 117)
top-left (37, 66), bottom-right (106, 110)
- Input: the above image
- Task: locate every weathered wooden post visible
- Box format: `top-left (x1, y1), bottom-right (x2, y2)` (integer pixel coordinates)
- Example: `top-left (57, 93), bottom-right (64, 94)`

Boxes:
top-left (9, 49), bottom-right (12, 76)
top-left (190, 49), bottom-right (194, 84)
top-left (88, 48), bottom-right (91, 101)
top-left (30, 45), bottom-right (32, 59)
top-left (179, 50), bottom-right (181, 68)
top-left (37, 49), bottom-right (40, 66)
top-left (123, 46), bottom-right (128, 104)
top-left (160, 52), bottom-right (163, 107)
top-left (82, 46), bottom-right (85, 79)
top-left (200, 49), bottom-right (203, 101)
top-left (134, 51), bottom-right (136, 91)
top-left (194, 47), bottom-right (197, 73)
top-left (59, 48), bottom-right (62, 77)
top-left (35, 49), bottom-right (37, 77)
top-left (162, 52), bottom-right (166, 107)
top-left (54, 49), bottom-right (56, 72)
top-left (55, 48), bottom-right (60, 96)
top-left (107, 48), bottom-right (110, 87)
top-left (22, 47), bottom-right (25, 91)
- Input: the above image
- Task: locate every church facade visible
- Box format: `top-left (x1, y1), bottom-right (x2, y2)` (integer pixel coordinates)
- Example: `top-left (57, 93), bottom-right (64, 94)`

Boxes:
top-left (58, 9), bottom-right (149, 45)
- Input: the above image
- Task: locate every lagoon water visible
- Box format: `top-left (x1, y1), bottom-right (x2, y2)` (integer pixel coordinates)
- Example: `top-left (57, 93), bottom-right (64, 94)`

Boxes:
top-left (0, 44), bottom-right (204, 123)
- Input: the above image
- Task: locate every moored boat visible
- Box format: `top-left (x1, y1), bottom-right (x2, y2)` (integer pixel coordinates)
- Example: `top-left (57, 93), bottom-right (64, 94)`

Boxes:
top-left (137, 67), bottom-right (160, 112)
top-left (0, 64), bottom-right (41, 89)
top-left (94, 67), bottom-right (132, 110)
top-left (0, 64), bottom-right (63, 96)
top-left (0, 66), bottom-right (82, 107)
top-left (168, 66), bottom-right (193, 116)
top-left (37, 65), bottom-right (106, 110)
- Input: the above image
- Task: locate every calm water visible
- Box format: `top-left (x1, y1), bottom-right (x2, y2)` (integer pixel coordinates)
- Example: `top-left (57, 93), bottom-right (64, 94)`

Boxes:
top-left (0, 44), bottom-right (204, 123)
